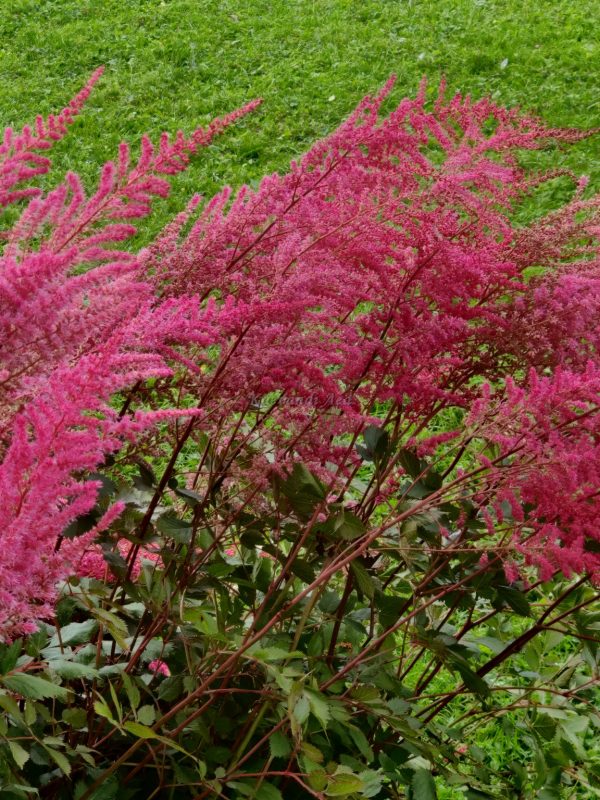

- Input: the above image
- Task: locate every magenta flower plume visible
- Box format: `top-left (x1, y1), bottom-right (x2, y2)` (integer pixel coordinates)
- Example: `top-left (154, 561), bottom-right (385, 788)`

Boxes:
top-left (1, 72), bottom-right (599, 640)
top-left (0, 72), bottom-right (259, 640)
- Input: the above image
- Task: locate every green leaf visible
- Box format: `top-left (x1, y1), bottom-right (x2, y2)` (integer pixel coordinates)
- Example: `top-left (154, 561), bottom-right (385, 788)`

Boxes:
top-left (8, 740), bottom-right (30, 769)
top-left (350, 559), bottom-right (375, 598)
top-left (74, 774), bottom-right (120, 799)
top-left (495, 586), bottom-right (532, 617)
top-left (398, 448), bottom-right (423, 478)
top-left (123, 721), bottom-right (194, 758)
top-left (0, 691), bottom-right (24, 722)
top-left (156, 512), bottom-right (193, 543)
top-left (357, 425), bottom-right (390, 466)
top-left (290, 558), bottom-right (316, 582)
top-left (0, 640), bottom-right (22, 675)
top-left (49, 660), bottom-right (99, 680)
top-left (89, 472), bottom-right (117, 500)
top-left (44, 745), bottom-right (71, 776)
top-left (269, 730), bottom-right (292, 759)
top-left (137, 704), bottom-right (156, 726)
top-left (122, 673), bottom-right (141, 711)
top-left (292, 694), bottom-right (310, 725)
top-left (249, 646), bottom-right (303, 663)
top-left (157, 676), bottom-right (183, 701)
top-left (359, 770), bottom-right (383, 798)
top-left (62, 511), bottom-right (100, 539)
top-left (94, 609), bottom-right (129, 650)
top-left (255, 782), bottom-right (284, 800)
top-left (306, 769), bottom-right (328, 792)
top-left (347, 725), bottom-right (374, 761)
top-left (298, 743), bottom-right (323, 765)
top-left (411, 768), bottom-right (438, 800)
top-left (329, 510), bottom-right (366, 541)
top-left (62, 708), bottom-right (88, 729)
top-left (456, 664), bottom-right (490, 698)
top-left (277, 463), bottom-right (327, 520)
top-left (93, 701), bottom-right (116, 724)
top-left (51, 619), bottom-right (98, 646)
top-left (2, 673), bottom-right (69, 701)
top-left (123, 721), bottom-right (157, 739)
top-left (174, 487), bottom-right (202, 507)
top-left (375, 592), bottom-right (411, 628)
top-left (101, 547), bottom-right (128, 579)
top-left (325, 771), bottom-right (364, 796)
top-left (305, 689), bottom-right (331, 729)
top-left (136, 461), bottom-right (157, 488)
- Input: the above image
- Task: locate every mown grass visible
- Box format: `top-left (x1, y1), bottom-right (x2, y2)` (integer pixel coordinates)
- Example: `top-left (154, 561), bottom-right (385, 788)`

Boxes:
top-left (0, 0), bottom-right (598, 241)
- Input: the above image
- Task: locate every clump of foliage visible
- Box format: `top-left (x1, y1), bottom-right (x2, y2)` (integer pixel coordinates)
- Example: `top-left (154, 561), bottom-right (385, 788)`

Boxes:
top-left (0, 73), bottom-right (599, 799)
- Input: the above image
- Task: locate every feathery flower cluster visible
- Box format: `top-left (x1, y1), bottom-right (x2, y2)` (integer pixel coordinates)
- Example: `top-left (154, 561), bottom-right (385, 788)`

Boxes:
top-left (1, 72), bottom-right (599, 638)
top-left (145, 78), bottom-right (600, 529)
top-left (0, 74), bottom-right (257, 639)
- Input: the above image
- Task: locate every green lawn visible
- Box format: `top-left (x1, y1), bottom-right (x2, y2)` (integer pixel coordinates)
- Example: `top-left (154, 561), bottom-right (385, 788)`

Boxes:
top-left (0, 0), bottom-right (598, 240)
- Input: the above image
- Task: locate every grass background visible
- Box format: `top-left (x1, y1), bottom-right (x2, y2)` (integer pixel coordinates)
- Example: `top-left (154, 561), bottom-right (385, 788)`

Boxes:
top-left (0, 0), bottom-right (598, 238)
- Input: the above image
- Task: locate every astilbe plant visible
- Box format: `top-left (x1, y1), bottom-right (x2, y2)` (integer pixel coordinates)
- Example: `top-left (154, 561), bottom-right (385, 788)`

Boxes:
top-left (0, 72), bottom-right (260, 638)
top-left (0, 73), bottom-right (599, 799)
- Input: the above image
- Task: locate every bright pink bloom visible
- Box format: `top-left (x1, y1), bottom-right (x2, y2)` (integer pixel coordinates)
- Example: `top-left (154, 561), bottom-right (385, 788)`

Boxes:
top-left (148, 659), bottom-right (170, 678)
top-left (2, 71), bottom-right (600, 640)
top-left (0, 72), bottom-right (258, 640)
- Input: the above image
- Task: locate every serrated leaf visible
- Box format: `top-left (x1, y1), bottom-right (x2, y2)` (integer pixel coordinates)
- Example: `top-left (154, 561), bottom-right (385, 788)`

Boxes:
top-left (0, 640), bottom-right (22, 675)
top-left (255, 782), bottom-right (284, 800)
top-left (156, 512), bottom-right (193, 543)
top-left (325, 771), bottom-right (364, 796)
top-left (137, 704), bottom-right (156, 726)
top-left (269, 730), bottom-right (292, 759)
top-left (292, 694), bottom-right (310, 725)
top-left (249, 647), bottom-right (303, 663)
top-left (79, 775), bottom-right (120, 800)
top-left (94, 609), bottom-right (129, 650)
top-left (277, 463), bottom-right (327, 520)
top-left (358, 425), bottom-right (390, 466)
top-left (93, 701), bottom-right (116, 724)
top-left (2, 673), bottom-right (69, 701)
top-left (301, 742), bottom-right (325, 763)
top-left (174, 487), bottom-right (202, 507)
top-left (495, 586), bottom-right (532, 617)
top-left (0, 691), bottom-right (24, 722)
top-left (290, 557), bottom-right (316, 582)
top-left (305, 689), bottom-right (331, 729)
top-left (329, 510), bottom-right (366, 541)
top-left (136, 461), bottom-right (157, 488)
top-left (62, 708), bottom-right (88, 729)
top-left (359, 769), bottom-right (383, 798)
top-left (8, 740), bottom-right (30, 769)
top-left (89, 472), bottom-right (117, 499)
top-left (62, 511), bottom-right (100, 539)
top-left (51, 619), bottom-right (98, 647)
top-left (122, 673), bottom-right (141, 711)
top-left (123, 721), bottom-right (156, 738)
top-left (399, 448), bottom-right (423, 478)
top-left (350, 559), bottom-right (375, 598)
top-left (411, 768), bottom-right (437, 800)
top-left (43, 746), bottom-right (71, 776)
top-left (456, 664), bottom-right (490, 698)
top-left (347, 725), bottom-right (374, 761)
top-left (101, 548), bottom-right (128, 579)
top-left (49, 660), bottom-right (99, 680)
top-left (123, 721), bottom-right (194, 758)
